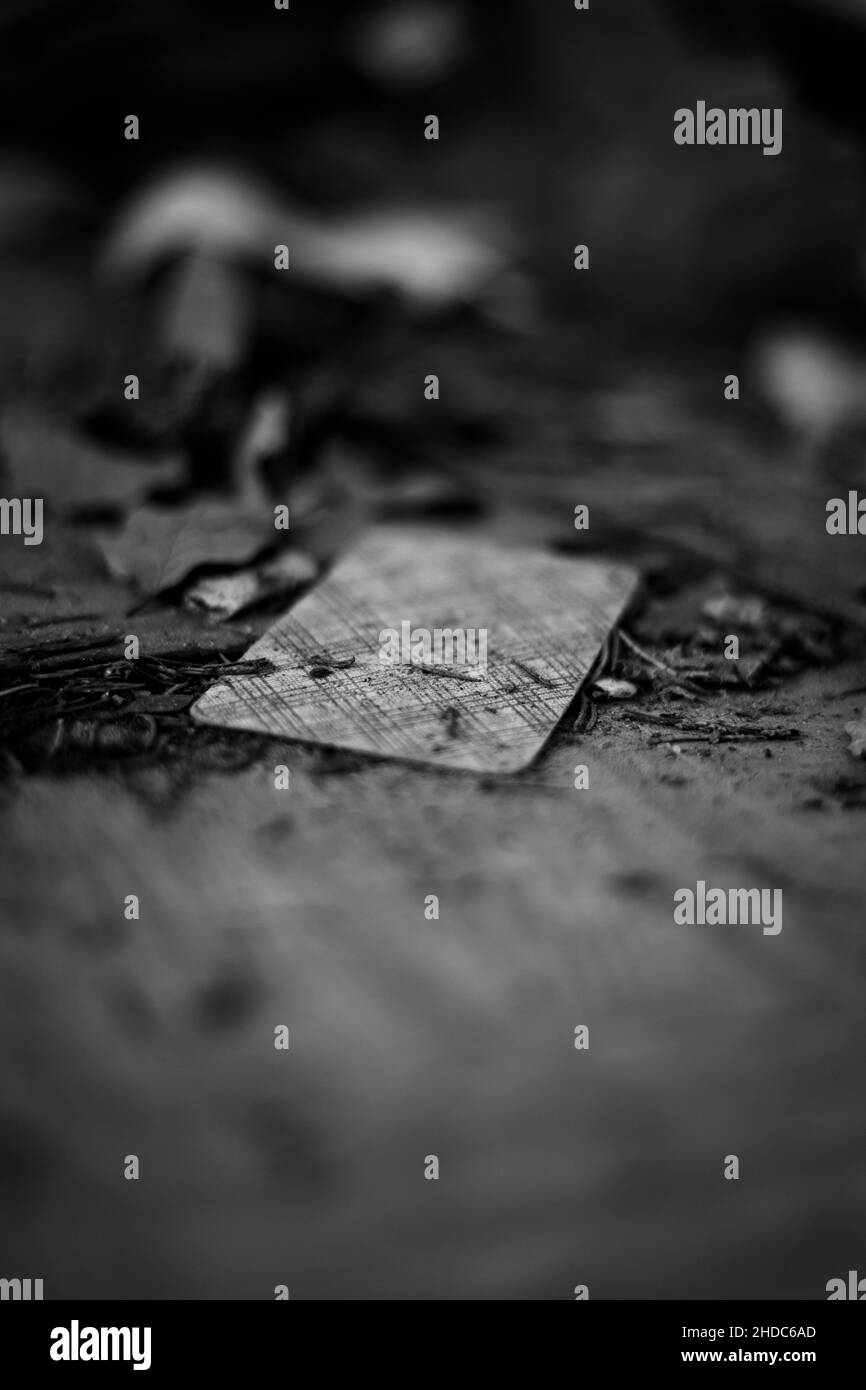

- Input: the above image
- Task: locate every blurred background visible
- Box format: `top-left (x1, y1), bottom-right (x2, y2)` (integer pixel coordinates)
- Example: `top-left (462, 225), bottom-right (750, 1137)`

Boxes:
top-left (1, 0), bottom-right (866, 531)
top-left (3, 0), bottom-right (866, 504)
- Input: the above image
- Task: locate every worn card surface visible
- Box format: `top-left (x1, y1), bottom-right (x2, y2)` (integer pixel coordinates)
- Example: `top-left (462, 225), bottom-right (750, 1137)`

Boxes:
top-left (191, 526), bottom-right (637, 773)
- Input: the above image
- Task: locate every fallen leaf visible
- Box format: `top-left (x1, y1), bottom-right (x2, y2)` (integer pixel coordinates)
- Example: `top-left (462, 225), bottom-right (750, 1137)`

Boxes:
top-left (102, 166), bottom-right (512, 308)
top-left (302, 205), bottom-right (511, 307)
top-left (183, 549), bottom-right (318, 619)
top-left (99, 500), bottom-right (275, 596)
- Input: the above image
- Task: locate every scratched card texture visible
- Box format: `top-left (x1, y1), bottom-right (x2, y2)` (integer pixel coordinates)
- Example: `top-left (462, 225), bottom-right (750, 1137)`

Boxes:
top-left (191, 526), bottom-right (637, 773)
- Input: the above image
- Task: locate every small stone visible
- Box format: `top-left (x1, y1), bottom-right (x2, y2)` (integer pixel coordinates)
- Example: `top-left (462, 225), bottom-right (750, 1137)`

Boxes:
top-left (845, 720), bottom-right (866, 759)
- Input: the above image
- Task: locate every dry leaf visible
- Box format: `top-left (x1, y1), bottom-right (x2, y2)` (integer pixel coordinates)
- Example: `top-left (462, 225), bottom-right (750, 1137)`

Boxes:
top-left (99, 500), bottom-right (274, 596)
top-left (102, 167), bottom-right (511, 308)
top-left (300, 206), bottom-right (510, 307)
top-left (183, 549), bottom-right (318, 619)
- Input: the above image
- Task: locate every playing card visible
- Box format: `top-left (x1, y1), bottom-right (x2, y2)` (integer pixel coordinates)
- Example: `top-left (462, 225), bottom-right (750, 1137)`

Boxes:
top-left (191, 526), bottom-right (637, 773)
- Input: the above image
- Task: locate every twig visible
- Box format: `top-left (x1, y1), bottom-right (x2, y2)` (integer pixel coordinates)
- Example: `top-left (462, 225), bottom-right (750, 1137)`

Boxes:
top-left (618, 628), bottom-right (684, 679)
top-left (22, 613), bottom-right (103, 629)
top-left (512, 658), bottom-right (558, 689)
top-left (572, 692), bottom-right (598, 734)
top-left (650, 729), bottom-right (800, 746)
top-left (410, 662), bottom-right (486, 683)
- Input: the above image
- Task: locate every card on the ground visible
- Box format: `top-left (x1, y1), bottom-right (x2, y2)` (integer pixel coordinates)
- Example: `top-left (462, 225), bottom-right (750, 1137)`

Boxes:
top-left (192, 526), bottom-right (637, 773)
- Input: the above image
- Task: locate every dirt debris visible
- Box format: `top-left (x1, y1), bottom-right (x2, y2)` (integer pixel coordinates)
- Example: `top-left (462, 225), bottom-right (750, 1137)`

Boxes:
top-left (845, 719), bottom-right (866, 759)
top-left (0, 638), bottom-right (274, 772)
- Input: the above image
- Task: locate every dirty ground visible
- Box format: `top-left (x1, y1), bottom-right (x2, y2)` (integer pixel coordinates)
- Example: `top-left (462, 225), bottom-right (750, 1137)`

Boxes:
top-left (3, 299), bottom-right (865, 1298)
top-left (2, 0), bottom-right (866, 1302)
